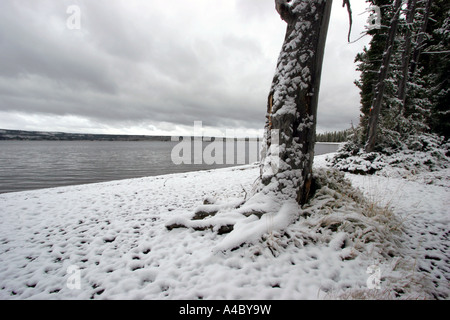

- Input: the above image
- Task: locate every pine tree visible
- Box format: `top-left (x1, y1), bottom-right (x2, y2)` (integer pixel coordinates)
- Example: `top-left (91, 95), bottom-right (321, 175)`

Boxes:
top-left (354, 0), bottom-right (448, 151)
top-left (420, 0), bottom-right (450, 138)
top-left (397, 0), bottom-right (417, 108)
top-left (365, 0), bottom-right (403, 152)
top-left (354, 0), bottom-right (396, 145)
top-left (332, 0), bottom-right (449, 174)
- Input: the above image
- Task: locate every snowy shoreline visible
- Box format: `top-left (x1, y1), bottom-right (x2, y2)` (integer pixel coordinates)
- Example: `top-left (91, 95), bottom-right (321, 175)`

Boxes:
top-left (0, 154), bottom-right (448, 299)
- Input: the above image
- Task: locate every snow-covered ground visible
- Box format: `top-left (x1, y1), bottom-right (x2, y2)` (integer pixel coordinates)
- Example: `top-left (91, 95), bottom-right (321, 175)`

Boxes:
top-left (0, 154), bottom-right (448, 299)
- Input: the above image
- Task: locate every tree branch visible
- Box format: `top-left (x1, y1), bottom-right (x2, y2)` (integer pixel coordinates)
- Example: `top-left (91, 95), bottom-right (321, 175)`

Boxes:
top-left (342, 0), bottom-right (353, 42)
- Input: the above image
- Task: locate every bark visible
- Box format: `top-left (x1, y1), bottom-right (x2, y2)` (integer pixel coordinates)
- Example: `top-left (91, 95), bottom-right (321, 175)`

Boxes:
top-left (365, 0), bottom-right (402, 153)
top-left (260, 0), bottom-right (333, 206)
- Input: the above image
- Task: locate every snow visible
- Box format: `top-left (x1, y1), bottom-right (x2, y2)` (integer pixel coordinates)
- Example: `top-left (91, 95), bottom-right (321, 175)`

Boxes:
top-left (347, 170), bottom-right (450, 298)
top-left (0, 154), bottom-right (449, 300)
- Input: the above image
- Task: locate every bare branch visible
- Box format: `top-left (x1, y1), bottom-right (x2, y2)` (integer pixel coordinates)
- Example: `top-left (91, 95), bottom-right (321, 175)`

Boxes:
top-left (342, 0), bottom-right (353, 42)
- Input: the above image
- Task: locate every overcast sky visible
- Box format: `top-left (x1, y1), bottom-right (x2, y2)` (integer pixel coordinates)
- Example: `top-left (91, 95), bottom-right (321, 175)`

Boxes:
top-left (0, 0), bottom-right (372, 137)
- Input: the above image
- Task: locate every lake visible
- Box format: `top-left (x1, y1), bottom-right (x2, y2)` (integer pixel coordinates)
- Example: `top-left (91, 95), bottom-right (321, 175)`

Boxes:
top-left (0, 140), bottom-right (340, 194)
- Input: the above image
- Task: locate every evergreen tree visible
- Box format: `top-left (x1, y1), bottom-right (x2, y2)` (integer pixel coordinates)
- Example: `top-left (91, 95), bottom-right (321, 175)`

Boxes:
top-left (353, 0), bottom-right (448, 151)
top-left (316, 129), bottom-right (351, 142)
top-left (332, 0), bottom-right (448, 174)
top-left (354, 0), bottom-right (397, 145)
top-left (365, 0), bottom-right (403, 152)
top-left (420, 0), bottom-right (450, 138)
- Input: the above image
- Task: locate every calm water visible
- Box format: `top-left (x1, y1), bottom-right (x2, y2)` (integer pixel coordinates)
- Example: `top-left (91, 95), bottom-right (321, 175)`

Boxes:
top-left (0, 140), bottom-right (339, 194)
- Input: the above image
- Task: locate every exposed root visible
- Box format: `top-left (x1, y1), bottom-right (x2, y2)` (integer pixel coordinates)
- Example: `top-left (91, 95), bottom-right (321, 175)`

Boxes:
top-left (166, 167), bottom-right (404, 261)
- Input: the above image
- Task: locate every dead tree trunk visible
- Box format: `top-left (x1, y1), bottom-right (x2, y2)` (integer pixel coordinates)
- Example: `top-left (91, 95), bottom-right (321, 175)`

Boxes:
top-left (166, 0), bottom-right (334, 240)
top-left (365, 0), bottom-right (402, 153)
top-left (260, 0), bottom-right (333, 206)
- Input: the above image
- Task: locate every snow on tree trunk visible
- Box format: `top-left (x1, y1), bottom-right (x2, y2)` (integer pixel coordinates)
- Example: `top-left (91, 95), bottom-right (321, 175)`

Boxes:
top-left (260, 0), bottom-right (333, 205)
top-left (166, 1), bottom-right (334, 248)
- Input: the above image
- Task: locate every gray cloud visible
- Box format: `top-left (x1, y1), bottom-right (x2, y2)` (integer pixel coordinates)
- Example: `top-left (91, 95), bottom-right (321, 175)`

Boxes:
top-left (0, 0), bottom-right (370, 135)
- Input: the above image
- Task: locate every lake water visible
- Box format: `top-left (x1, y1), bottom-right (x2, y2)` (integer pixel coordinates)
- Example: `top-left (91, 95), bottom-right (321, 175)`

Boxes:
top-left (0, 140), bottom-right (340, 194)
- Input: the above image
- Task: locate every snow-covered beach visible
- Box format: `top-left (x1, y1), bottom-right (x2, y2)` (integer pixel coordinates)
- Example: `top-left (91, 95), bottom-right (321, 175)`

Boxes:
top-left (0, 154), bottom-right (449, 300)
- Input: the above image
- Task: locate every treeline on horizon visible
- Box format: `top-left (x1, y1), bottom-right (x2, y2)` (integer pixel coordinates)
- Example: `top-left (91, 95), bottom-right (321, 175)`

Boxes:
top-left (1, 128), bottom-right (348, 143)
top-left (316, 129), bottom-right (351, 143)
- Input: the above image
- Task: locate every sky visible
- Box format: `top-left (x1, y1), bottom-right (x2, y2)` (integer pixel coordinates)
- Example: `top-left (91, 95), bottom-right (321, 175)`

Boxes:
top-left (0, 0), bottom-right (372, 137)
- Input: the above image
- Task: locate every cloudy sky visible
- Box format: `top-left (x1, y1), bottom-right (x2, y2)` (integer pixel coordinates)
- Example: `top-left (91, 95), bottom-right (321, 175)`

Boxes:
top-left (0, 0), bottom-right (372, 137)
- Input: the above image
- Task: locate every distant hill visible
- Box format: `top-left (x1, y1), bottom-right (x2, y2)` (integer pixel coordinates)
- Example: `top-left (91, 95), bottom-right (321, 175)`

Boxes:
top-left (0, 129), bottom-right (172, 141)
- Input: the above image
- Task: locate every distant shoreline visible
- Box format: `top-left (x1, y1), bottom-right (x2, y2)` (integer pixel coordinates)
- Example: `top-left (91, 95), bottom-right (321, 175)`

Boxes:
top-left (0, 129), bottom-right (346, 143)
top-left (0, 129), bottom-right (261, 142)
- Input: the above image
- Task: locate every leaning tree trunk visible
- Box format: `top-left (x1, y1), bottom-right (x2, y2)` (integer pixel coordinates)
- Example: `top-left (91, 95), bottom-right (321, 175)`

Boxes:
top-left (365, 0), bottom-right (402, 153)
top-left (260, 0), bottom-right (333, 206)
top-left (397, 0), bottom-right (417, 108)
top-left (409, 0), bottom-right (432, 78)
